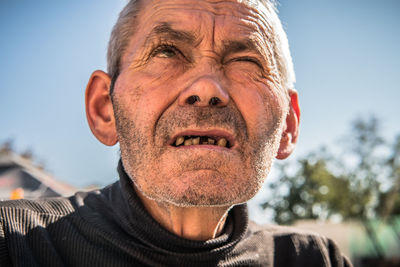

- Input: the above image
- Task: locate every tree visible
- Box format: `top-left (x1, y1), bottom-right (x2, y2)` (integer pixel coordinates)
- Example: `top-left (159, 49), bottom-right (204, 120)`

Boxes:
top-left (377, 135), bottom-right (400, 219)
top-left (262, 116), bottom-right (400, 224)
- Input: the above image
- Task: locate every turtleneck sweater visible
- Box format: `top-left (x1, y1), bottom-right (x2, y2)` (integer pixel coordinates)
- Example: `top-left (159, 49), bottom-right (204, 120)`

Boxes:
top-left (0, 161), bottom-right (352, 266)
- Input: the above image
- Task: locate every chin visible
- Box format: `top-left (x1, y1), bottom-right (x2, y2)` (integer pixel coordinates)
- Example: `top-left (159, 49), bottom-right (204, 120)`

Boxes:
top-left (121, 136), bottom-right (277, 207)
top-left (134, 167), bottom-right (264, 207)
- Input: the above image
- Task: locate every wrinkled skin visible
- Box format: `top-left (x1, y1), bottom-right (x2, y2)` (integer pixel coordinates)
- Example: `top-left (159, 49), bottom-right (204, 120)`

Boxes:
top-left (111, 0), bottom-right (290, 207)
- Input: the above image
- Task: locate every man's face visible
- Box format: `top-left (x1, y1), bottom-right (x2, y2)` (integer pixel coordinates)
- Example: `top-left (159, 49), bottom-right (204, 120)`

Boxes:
top-left (112, 0), bottom-right (289, 207)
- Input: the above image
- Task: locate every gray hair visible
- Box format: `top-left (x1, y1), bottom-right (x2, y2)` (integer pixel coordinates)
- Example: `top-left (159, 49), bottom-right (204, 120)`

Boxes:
top-left (107, 0), bottom-right (142, 91)
top-left (107, 0), bottom-right (295, 94)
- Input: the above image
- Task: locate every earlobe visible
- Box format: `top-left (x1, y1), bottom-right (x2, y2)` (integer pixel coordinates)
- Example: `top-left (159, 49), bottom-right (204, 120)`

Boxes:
top-left (276, 90), bottom-right (300, 160)
top-left (85, 70), bottom-right (118, 146)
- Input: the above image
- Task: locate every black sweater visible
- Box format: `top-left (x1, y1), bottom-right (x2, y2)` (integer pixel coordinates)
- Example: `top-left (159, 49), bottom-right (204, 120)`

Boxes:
top-left (0, 162), bottom-right (352, 266)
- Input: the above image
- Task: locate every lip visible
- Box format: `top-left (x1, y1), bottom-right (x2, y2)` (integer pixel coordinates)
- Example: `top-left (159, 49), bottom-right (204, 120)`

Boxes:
top-left (168, 129), bottom-right (236, 148)
top-left (173, 144), bottom-right (231, 151)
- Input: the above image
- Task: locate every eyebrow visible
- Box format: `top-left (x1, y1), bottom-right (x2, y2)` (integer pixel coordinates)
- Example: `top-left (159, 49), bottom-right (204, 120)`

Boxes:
top-left (144, 22), bottom-right (198, 46)
top-left (222, 39), bottom-right (262, 57)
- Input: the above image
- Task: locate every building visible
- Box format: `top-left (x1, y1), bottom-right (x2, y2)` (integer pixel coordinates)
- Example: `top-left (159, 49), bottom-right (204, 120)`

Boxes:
top-left (0, 145), bottom-right (76, 200)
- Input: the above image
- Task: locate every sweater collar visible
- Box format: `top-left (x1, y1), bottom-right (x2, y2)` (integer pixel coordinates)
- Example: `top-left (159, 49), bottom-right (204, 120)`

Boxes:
top-left (116, 160), bottom-right (249, 258)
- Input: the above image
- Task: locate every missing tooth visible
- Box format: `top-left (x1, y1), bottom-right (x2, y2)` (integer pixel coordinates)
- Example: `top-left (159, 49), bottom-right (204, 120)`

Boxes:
top-left (173, 136), bottom-right (231, 148)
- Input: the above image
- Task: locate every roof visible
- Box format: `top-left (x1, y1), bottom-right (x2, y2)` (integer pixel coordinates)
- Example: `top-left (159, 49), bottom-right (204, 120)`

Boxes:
top-left (0, 147), bottom-right (77, 199)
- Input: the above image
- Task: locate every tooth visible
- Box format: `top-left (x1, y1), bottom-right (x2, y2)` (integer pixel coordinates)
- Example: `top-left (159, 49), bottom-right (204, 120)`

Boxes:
top-left (208, 138), bottom-right (215, 145)
top-left (192, 137), bottom-right (200, 145)
top-left (176, 136), bottom-right (184, 146)
top-left (184, 138), bottom-right (193, 146)
top-left (217, 138), bottom-right (227, 147)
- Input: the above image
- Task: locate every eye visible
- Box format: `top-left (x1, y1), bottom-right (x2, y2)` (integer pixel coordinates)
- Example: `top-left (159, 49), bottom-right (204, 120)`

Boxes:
top-left (231, 57), bottom-right (262, 68)
top-left (152, 45), bottom-right (178, 58)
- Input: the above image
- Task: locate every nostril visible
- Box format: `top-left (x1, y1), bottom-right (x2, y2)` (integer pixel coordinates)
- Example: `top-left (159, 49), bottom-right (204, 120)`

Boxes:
top-left (209, 97), bottom-right (221, 106)
top-left (187, 95), bottom-right (200, 105)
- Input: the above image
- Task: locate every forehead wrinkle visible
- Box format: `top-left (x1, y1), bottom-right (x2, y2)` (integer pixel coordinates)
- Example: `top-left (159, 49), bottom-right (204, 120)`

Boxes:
top-left (143, 0), bottom-right (265, 28)
top-left (126, 0), bottom-right (278, 70)
top-left (140, 0), bottom-right (274, 43)
top-left (147, 0), bottom-right (251, 16)
top-left (141, 0), bottom-right (274, 39)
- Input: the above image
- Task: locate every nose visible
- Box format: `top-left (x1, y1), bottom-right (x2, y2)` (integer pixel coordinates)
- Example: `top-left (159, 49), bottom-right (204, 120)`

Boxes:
top-left (178, 76), bottom-right (229, 107)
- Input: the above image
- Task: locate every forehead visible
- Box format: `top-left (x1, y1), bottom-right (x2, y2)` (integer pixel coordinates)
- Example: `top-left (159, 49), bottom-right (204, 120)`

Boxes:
top-left (136, 0), bottom-right (273, 42)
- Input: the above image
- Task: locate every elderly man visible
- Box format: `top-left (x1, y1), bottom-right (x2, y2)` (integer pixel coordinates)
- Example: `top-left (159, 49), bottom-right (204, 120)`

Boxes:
top-left (0, 0), bottom-right (351, 266)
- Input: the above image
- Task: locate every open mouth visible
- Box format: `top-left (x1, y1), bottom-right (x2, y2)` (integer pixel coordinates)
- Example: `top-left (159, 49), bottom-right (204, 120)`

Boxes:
top-left (173, 135), bottom-right (231, 148)
top-left (170, 132), bottom-right (234, 149)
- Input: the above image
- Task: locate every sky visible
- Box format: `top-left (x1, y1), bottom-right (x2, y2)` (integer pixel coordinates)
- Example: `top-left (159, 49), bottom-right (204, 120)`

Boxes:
top-left (1, 0), bottom-right (399, 195)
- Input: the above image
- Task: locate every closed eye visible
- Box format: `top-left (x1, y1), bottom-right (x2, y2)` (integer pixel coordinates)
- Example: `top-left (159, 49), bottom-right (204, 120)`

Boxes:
top-left (230, 57), bottom-right (263, 68)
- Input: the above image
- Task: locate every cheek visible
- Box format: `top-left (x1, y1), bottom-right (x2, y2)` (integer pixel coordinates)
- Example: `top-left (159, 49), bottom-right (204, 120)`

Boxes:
top-left (114, 71), bottom-right (179, 133)
top-left (227, 70), bottom-right (285, 135)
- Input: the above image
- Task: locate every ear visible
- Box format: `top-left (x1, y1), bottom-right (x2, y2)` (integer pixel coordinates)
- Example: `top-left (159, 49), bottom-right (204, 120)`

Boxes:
top-left (85, 70), bottom-right (118, 146)
top-left (276, 89), bottom-right (300, 160)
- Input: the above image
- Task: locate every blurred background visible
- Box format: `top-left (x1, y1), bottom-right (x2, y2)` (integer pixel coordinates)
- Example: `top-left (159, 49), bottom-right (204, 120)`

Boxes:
top-left (1, 1), bottom-right (399, 265)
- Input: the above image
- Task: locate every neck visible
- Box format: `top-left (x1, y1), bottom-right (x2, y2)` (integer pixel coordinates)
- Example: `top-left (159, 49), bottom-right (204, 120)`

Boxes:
top-left (134, 187), bottom-right (232, 241)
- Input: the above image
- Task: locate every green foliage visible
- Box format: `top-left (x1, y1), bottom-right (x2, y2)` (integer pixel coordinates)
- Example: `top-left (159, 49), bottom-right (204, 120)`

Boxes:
top-left (262, 116), bottom-right (400, 224)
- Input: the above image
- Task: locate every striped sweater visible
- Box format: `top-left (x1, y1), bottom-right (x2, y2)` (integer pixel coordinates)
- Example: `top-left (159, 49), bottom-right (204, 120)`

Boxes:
top-left (0, 162), bottom-right (352, 266)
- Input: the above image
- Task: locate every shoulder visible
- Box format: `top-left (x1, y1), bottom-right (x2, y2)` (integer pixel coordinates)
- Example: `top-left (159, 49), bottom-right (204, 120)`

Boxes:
top-left (247, 222), bottom-right (334, 252)
top-left (0, 197), bottom-right (74, 217)
top-left (0, 181), bottom-right (119, 216)
top-left (249, 221), bottom-right (326, 240)
top-left (0, 182), bottom-right (120, 229)
top-left (0, 196), bottom-right (77, 264)
top-left (247, 222), bottom-right (353, 267)
top-left (0, 186), bottom-right (108, 227)
top-left (0, 184), bottom-right (119, 264)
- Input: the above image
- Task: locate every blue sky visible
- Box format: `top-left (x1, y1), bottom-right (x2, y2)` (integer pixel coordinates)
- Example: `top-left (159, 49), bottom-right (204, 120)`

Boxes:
top-left (1, 0), bottom-right (399, 189)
